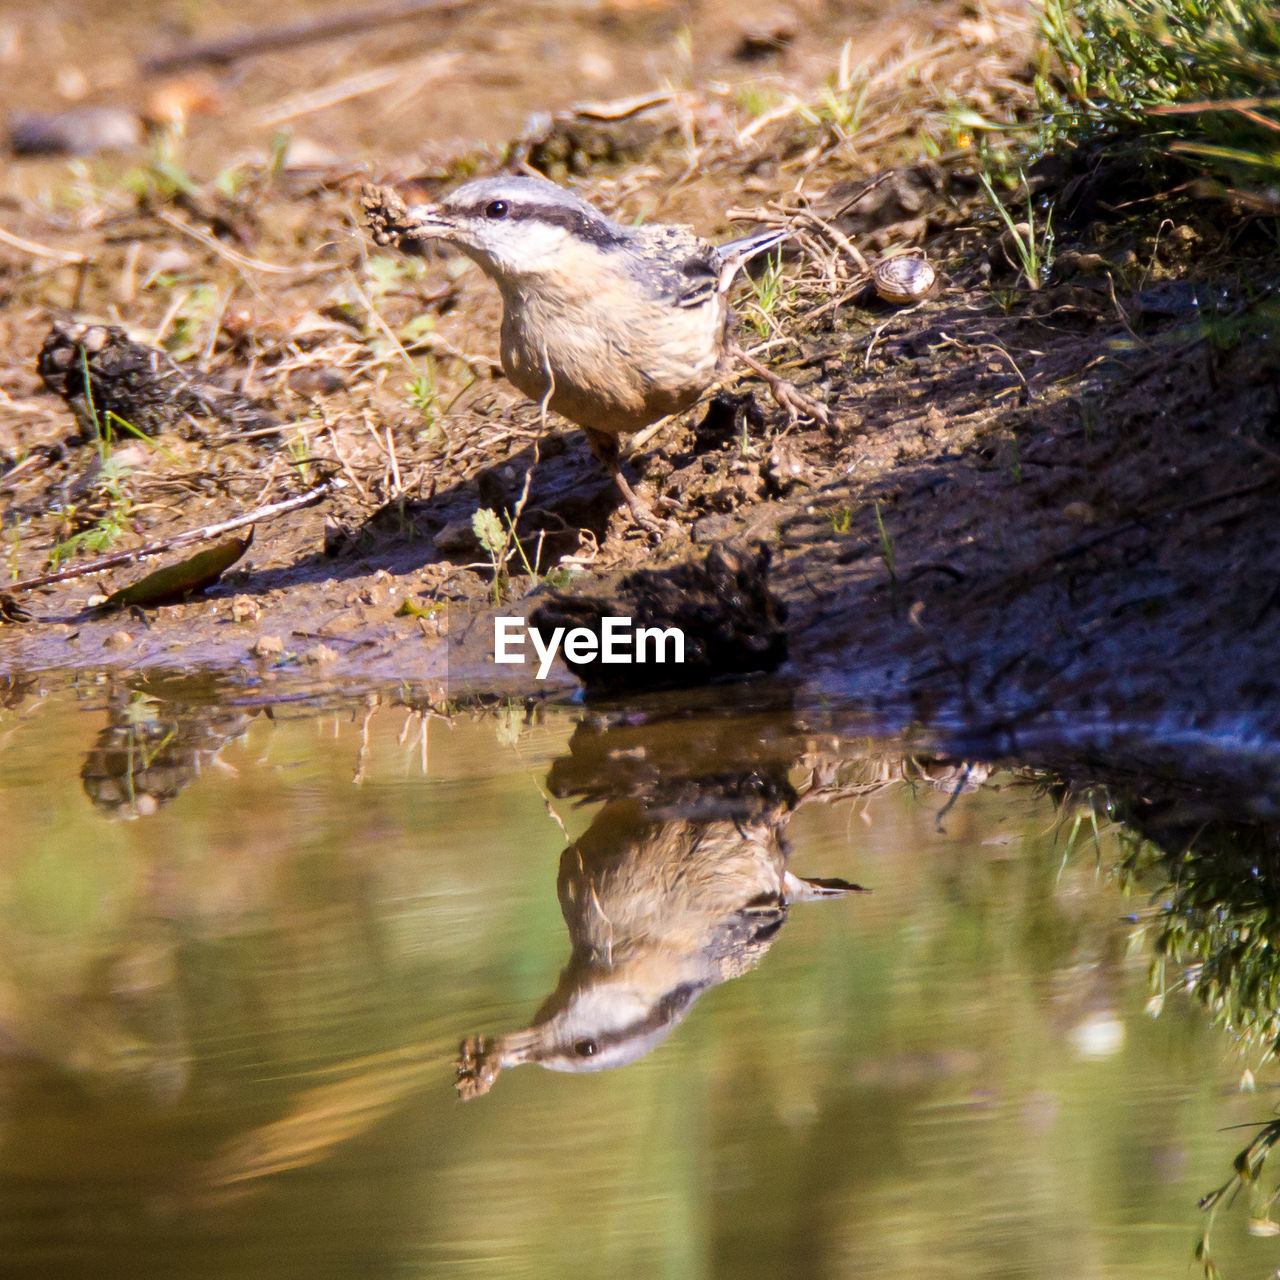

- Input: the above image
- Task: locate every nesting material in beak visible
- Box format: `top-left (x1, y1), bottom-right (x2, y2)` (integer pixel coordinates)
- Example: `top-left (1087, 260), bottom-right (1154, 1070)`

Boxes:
top-left (455, 1027), bottom-right (544, 1099)
top-left (455, 1035), bottom-right (503, 1100)
top-left (362, 183), bottom-right (451, 250)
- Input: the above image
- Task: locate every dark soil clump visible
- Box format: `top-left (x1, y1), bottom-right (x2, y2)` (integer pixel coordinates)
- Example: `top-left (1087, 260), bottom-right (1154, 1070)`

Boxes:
top-left (530, 543), bottom-right (786, 695)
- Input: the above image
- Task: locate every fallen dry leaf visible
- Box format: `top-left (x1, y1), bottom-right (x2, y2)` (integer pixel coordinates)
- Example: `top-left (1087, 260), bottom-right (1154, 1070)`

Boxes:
top-left (101, 531), bottom-right (254, 611)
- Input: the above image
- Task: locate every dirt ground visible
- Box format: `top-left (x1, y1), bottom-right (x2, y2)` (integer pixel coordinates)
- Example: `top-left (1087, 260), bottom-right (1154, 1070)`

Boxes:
top-left (2, 0), bottom-right (1280, 751)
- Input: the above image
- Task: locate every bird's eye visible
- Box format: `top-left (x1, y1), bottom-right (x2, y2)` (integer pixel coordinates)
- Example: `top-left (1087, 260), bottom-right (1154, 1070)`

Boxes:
top-left (484, 200), bottom-right (509, 220)
top-left (573, 1038), bottom-right (598, 1058)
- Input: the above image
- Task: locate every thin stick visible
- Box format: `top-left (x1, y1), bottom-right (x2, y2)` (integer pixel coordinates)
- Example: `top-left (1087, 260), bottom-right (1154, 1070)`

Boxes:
top-left (0, 451), bottom-right (56, 488)
top-left (154, 209), bottom-right (307, 277)
top-left (350, 274), bottom-right (420, 377)
top-left (1150, 95), bottom-right (1280, 116)
top-left (384, 425), bottom-right (403, 495)
top-left (325, 424), bottom-right (371, 503)
top-left (7, 477), bottom-right (344, 594)
top-left (501, 354), bottom-right (550, 572)
top-left (0, 224), bottom-right (85, 265)
top-left (142, 0), bottom-right (478, 74)
top-left (253, 51), bottom-right (459, 127)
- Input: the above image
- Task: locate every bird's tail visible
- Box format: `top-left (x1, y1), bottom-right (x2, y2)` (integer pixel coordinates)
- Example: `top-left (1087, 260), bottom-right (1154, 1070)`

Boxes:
top-left (715, 226), bottom-right (790, 292)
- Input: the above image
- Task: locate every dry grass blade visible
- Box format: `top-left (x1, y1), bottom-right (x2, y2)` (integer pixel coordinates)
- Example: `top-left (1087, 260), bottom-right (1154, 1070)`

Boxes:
top-left (0, 225), bottom-right (86, 265)
top-left (253, 51), bottom-right (461, 127)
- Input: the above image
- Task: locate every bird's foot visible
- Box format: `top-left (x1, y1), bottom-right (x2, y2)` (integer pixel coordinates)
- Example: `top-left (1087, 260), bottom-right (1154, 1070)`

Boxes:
top-left (622, 489), bottom-right (674, 538)
top-left (611, 470), bottom-right (675, 538)
top-left (585, 428), bottom-right (673, 538)
top-left (769, 376), bottom-right (832, 428)
top-left (728, 342), bottom-right (833, 428)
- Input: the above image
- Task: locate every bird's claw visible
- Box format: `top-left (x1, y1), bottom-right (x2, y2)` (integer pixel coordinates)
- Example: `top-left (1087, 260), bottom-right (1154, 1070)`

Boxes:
top-left (772, 380), bottom-right (831, 428)
top-left (621, 498), bottom-right (674, 539)
top-left (727, 341), bottom-right (833, 429)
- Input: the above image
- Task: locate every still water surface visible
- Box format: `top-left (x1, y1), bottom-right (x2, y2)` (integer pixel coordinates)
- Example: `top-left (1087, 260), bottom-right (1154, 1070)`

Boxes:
top-left (0, 674), bottom-right (1275, 1279)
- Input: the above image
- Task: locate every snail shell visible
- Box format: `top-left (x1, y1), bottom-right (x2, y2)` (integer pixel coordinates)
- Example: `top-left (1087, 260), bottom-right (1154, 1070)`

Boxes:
top-left (873, 255), bottom-right (936, 304)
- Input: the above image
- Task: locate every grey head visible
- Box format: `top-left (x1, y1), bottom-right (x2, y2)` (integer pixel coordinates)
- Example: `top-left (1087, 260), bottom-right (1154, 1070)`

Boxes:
top-left (454, 974), bottom-right (704, 1100)
top-left (393, 174), bottom-right (789, 299)
top-left (453, 862), bottom-right (863, 1099)
top-left (395, 175), bottom-right (634, 282)
top-left (496, 973), bottom-right (708, 1074)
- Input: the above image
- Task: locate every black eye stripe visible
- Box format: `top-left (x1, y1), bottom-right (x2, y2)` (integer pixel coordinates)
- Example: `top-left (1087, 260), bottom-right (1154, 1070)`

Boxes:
top-left (456, 198), bottom-right (629, 248)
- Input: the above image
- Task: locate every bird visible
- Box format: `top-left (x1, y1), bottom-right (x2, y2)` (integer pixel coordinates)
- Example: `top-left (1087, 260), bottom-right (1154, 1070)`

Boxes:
top-left (454, 791), bottom-right (864, 1098)
top-left (362, 174), bottom-right (829, 529)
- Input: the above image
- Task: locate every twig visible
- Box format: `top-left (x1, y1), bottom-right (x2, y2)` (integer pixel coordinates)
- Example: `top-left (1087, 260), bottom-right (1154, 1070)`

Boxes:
top-left (529, 769), bottom-right (570, 840)
top-left (793, 207), bottom-right (870, 272)
top-left (407, 332), bottom-right (502, 377)
top-left (628, 416), bottom-right (671, 452)
top-left (1106, 273), bottom-right (1151, 353)
top-left (154, 209), bottom-right (310, 277)
top-left (0, 224), bottom-right (86, 265)
top-left (938, 330), bottom-right (1030, 397)
top-left (253, 51), bottom-right (459, 127)
top-left (384, 426), bottom-right (403, 496)
top-left (142, 0), bottom-right (478, 74)
top-left (350, 273), bottom-right (421, 378)
top-left (325, 424), bottom-right (371, 502)
top-left (1149, 96), bottom-right (1280, 116)
top-left (803, 278), bottom-right (870, 322)
top-left (0, 449), bottom-right (59, 489)
top-left (7, 477), bottom-right (345, 594)
top-left (500, 351), bottom-right (550, 572)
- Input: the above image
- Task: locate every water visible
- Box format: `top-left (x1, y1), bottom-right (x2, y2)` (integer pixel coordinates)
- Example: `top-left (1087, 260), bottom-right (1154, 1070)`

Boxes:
top-left (0, 673), bottom-right (1275, 1279)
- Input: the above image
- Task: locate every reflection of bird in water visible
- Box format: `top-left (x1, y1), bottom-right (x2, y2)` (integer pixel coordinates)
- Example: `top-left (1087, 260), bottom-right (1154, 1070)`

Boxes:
top-left (456, 788), bottom-right (864, 1098)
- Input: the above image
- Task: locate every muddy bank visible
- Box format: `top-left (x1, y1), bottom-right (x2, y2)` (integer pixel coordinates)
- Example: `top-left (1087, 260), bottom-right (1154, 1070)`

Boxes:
top-left (1, 0), bottom-right (1279, 757)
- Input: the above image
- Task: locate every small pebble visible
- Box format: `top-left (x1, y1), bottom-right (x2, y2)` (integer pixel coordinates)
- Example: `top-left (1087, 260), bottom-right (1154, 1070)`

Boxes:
top-left (9, 105), bottom-right (142, 156)
top-left (287, 366), bottom-right (346, 397)
top-left (231, 595), bottom-right (261, 623)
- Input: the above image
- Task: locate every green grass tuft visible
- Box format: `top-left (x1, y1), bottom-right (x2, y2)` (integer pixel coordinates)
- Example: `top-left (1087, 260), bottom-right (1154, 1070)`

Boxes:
top-left (1040, 0), bottom-right (1280, 196)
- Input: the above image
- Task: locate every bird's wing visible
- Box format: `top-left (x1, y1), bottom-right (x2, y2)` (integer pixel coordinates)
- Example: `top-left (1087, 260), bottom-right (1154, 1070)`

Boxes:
top-left (624, 225), bottom-right (721, 309)
top-left (636, 225), bottom-right (791, 308)
top-left (672, 246), bottom-right (723, 308)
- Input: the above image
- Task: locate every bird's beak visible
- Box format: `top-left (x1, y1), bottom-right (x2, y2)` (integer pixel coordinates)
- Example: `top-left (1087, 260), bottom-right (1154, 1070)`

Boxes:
top-left (455, 1028), bottom-right (544, 1100)
top-left (395, 202), bottom-right (454, 240)
top-left (361, 182), bottom-right (454, 252)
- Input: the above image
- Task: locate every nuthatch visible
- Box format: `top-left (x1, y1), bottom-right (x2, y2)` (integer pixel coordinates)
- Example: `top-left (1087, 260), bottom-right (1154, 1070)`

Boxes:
top-left (454, 795), bottom-right (863, 1098)
top-left (362, 175), bottom-right (829, 528)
